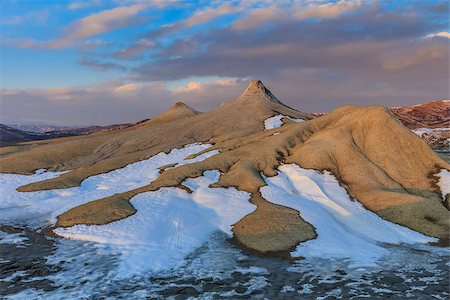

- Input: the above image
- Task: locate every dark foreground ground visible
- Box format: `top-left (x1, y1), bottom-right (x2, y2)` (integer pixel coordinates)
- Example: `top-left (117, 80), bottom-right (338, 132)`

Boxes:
top-left (0, 225), bottom-right (449, 299)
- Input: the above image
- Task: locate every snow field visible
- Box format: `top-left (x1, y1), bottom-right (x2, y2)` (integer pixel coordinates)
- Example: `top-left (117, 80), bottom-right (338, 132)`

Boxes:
top-left (261, 164), bottom-right (436, 267)
top-left (0, 143), bottom-right (218, 228)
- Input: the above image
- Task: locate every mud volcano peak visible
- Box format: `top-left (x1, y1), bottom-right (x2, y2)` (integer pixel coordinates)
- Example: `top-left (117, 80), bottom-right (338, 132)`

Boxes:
top-left (236, 80), bottom-right (284, 105)
top-left (141, 101), bottom-right (200, 126)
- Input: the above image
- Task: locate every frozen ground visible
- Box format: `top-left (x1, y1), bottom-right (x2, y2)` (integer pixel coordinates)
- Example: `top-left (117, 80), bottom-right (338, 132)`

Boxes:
top-left (1, 141), bottom-right (449, 298)
top-left (54, 171), bottom-right (256, 278)
top-left (264, 114), bottom-right (304, 129)
top-left (0, 143), bottom-right (218, 228)
top-left (1, 227), bottom-right (448, 299)
top-left (261, 164), bottom-right (437, 267)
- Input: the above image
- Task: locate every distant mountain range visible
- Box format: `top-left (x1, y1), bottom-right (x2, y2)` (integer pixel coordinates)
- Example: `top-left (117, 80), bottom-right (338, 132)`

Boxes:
top-left (0, 121), bottom-right (146, 146)
top-left (2, 99), bottom-right (448, 148)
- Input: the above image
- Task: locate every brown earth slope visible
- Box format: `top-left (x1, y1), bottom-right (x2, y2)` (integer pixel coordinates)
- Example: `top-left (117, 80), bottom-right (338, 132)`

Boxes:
top-left (390, 100), bottom-right (450, 129)
top-left (1, 81), bottom-right (449, 254)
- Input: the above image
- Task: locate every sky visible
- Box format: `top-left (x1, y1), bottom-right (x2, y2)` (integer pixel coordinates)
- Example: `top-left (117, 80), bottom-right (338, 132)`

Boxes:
top-left (0, 0), bottom-right (449, 126)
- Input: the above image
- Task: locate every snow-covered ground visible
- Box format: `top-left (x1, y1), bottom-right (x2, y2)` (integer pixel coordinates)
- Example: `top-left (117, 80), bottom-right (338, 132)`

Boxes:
top-left (0, 143), bottom-right (218, 228)
top-left (54, 171), bottom-right (256, 278)
top-left (413, 127), bottom-right (449, 137)
top-left (264, 114), bottom-right (304, 130)
top-left (261, 164), bottom-right (437, 267)
top-left (436, 169), bottom-right (450, 200)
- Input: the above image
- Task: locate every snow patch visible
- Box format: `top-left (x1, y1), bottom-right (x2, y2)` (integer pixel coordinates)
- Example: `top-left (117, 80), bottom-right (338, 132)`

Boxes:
top-left (54, 171), bottom-right (256, 278)
top-left (436, 169), bottom-right (450, 200)
top-left (264, 114), bottom-right (304, 129)
top-left (234, 266), bottom-right (269, 275)
top-left (261, 164), bottom-right (436, 267)
top-left (412, 127), bottom-right (449, 138)
top-left (0, 143), bottom-right (217, 228)
top-left (0, 231), bottom-right (28, 245)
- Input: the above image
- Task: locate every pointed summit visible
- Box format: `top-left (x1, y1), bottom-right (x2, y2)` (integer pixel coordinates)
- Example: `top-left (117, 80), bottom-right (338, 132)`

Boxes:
top-left (138, 102), bottom-right (200, 127)
top-left (238, 80), bottom-right (283, 105)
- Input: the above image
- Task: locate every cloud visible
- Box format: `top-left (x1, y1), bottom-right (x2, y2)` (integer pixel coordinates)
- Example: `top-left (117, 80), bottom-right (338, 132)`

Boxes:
top-left (115, 3), bottom-right (240, 59)
top-left (231, 5), bottom-right (281, 30)
top-left (129, 3), bottom-right (448, 110)
top-left (183, 3), bottom-right (238, 27)
top-left (68, 0), bottom-right (103, 10)
top-left (0, 82), bottom-right (173, 125)
top-left (4, 4), bottom-right (150, 49)
top-left (115, 38), bottom-right (154, 59)
top-left (232, 0), bottom-right (364, 30)
top-left (294, 0), bottom-right (362, 19)
top-left (1, 16), bottom-right (22, 25)
top-left (2, 0), bottom-right (449, 125)
top-left (382, 40), bottom-right (449, 70)
top-left (67, 0), bottom-right (103, 10)
top-left (0, 78), bottom-right (249, 126)
top-left (1, 9), bottom-right (49, 26)
top-left (51, 3), bottom-right (149, 48)
top-left (425, 31), bottom-right (450, 39)
top-left (113, 83), bottom-right (139, 95)
top-left (173, 81), bottom-right (203, 93)
top-left (79, 58), bottom-right (127, 71)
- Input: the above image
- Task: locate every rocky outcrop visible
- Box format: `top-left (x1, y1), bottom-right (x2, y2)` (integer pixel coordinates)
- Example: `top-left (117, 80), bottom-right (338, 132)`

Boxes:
top-left (390, 100), bottom-right (450, 129)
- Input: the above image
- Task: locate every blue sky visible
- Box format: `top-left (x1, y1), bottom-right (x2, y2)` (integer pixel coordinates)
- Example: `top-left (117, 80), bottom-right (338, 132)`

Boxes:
top-left (0, 0), bottom-right (449, 125)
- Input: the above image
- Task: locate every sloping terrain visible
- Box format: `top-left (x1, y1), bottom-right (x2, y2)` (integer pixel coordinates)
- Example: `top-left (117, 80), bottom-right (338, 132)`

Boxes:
top-left (0, 81), bottom-right (449, 255)
top-left (0, 124), bottom-right (70, 147)
top-left (0, 122), bottom-right (136, 147)
top-left (391, 100), bottom-right (450, 161)
top-left (390, 100), bottom-right (450, 129)
top-left (315, 100), bottom-right (450, 161)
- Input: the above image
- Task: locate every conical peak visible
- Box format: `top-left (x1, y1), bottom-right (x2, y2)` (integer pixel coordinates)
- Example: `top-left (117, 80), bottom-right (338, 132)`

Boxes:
top-left (166, 101), bottom-right (198, 114)
top-left (172, 101), bottom-right (190, 108)
top-left (246, 80), bottom-right (265, 91)
top-left (240, 80), bottom-right (283, 104)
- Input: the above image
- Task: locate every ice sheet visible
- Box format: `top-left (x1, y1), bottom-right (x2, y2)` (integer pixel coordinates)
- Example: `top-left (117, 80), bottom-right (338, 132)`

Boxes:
top-left (54, 171), bottom-right (256, 278)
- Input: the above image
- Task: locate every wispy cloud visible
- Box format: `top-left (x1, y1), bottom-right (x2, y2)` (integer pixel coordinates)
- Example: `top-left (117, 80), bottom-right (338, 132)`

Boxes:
top-left (231, 5), bottom-right (280, 30)
top-left (68, 0), bottom-right (103, 10)
top-left (3, 3), bottom-right (150, 49)
top-left (382, 41), bottom-right (449, 70)
top-left (1, 9), bottom-right (49, 26)
top-left (425, 31), bottom-right (450, 39)
top-left (294, 0), bottom-right (362, 19)
top-left (79, 58), bottom-right (127, 71)
top-left (51, 3), bottom-right (149, 48)
top-left (116, 2), bottom-right (240, 59)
